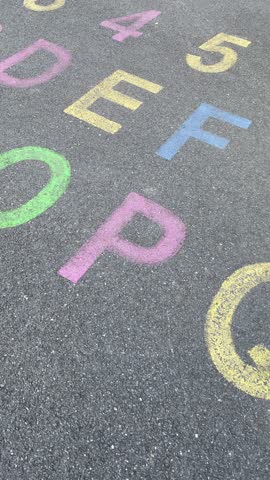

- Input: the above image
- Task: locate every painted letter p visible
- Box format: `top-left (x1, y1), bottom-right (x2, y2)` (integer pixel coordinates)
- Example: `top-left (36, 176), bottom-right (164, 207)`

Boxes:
top-left (58, 192), bottom-right (186, 284)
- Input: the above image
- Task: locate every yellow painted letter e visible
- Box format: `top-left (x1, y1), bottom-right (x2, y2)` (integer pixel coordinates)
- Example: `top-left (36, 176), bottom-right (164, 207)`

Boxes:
top-left (64, 70), bottom-right (163, 134)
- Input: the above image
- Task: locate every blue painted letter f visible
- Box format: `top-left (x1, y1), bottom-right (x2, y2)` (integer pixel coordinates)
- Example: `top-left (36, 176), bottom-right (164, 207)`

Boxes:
top-left (156, 103), bottom-right (251, 161)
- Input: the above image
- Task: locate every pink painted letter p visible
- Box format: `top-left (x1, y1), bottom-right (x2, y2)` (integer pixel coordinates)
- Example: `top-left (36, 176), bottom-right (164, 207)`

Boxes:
top-left (0, 39), bottom-right (71, 88)
top-left (58, 192), bottom-right (186, 284)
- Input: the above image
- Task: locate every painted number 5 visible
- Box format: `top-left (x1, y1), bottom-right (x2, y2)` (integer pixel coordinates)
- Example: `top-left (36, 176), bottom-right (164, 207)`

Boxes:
top-left (186, 33), bottom-right (251, 73)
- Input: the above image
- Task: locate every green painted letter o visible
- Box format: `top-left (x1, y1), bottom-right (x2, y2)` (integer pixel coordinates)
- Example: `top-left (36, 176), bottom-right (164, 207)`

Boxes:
top-left (0, 146), bottom-right (71, 228)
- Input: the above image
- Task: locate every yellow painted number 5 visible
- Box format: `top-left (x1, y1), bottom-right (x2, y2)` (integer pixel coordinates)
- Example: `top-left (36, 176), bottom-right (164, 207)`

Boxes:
top-left (186, 33), bottom-right (251, 73)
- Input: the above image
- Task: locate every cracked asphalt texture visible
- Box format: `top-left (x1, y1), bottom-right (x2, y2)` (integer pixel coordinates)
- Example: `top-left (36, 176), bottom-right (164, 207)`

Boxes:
top-left (0, 0), bottom-right (269, 479)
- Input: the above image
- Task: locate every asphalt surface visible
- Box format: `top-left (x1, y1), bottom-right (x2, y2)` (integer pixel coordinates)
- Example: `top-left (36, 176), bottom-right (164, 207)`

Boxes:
top-left (0, 0), bottom-right (269, 479)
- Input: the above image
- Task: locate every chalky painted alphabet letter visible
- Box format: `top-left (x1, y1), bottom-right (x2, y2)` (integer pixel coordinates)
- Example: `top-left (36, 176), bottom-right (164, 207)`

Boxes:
top-left (58, 192), bottom-right (186, 283)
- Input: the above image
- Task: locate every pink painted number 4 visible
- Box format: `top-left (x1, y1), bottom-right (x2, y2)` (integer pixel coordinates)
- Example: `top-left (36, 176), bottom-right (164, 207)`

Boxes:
top-left (100, 10), bottom-right (161, 43)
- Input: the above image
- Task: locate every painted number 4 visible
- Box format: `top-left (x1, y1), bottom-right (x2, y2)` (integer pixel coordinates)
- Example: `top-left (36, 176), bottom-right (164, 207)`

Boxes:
top-left (100, 10), bottom-right (161, 43)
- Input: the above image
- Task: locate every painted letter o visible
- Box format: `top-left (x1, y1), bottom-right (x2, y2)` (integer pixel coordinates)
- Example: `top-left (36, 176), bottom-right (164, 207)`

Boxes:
top-left (0, 146), bottom-right (70, 228)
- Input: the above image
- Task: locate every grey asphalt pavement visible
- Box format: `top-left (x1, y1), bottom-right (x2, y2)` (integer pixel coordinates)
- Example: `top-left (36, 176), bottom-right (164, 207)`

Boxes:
top-left (0, 0), bottom-right (269, 479)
